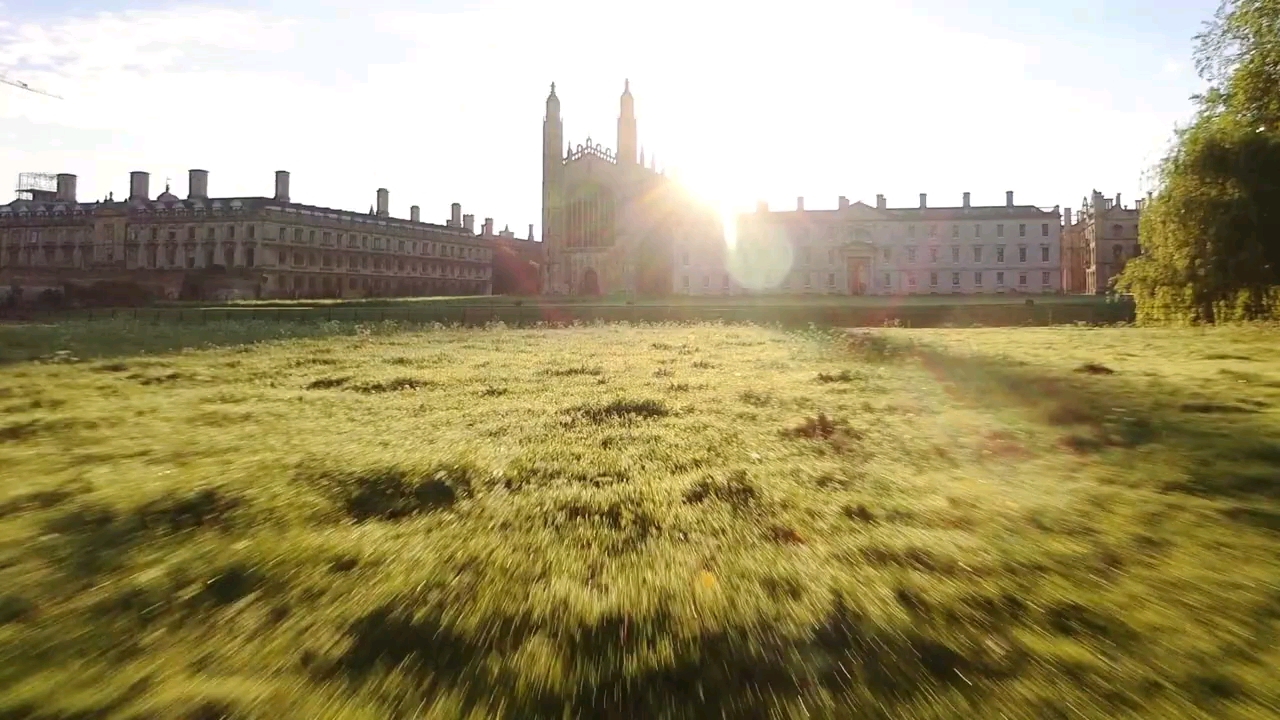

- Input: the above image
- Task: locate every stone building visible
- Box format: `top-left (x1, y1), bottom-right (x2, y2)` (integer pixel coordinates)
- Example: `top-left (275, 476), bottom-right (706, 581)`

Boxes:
top-left (489, 223), bottom-right (545, 295)
top-left (541, 81), bottom-right (720, 296)
top-left (540, 82), bottom-right (1061, 297)
top-left (679, 192), bottom-right (1062, 296)
top-left (0, 170), bottom-right (499, 300)
top-left (1061, 190), bottom-right (1144, 295)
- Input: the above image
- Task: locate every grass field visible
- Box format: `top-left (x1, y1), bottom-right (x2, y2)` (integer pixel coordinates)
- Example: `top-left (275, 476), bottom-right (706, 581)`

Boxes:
top-left (4, 292), bottom-right (1134, 330)
top-left (175, 292), bottom-right (1117, 308)
top-left (0, 321), bottom-right (1277, 719)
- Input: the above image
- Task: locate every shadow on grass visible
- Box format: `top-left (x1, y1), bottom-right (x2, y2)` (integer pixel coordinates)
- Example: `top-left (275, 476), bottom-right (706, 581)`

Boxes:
top-left (332, 592), bottom-right (1019, 719)
top-left (903, 340), bottom-right (1280, 519)
top-left (0, 319), bottom-right (369, 364)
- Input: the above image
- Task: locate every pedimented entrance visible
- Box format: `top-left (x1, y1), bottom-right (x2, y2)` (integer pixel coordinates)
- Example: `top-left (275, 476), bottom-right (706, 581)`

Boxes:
top-left (847, 257), bottom-right (870, 295)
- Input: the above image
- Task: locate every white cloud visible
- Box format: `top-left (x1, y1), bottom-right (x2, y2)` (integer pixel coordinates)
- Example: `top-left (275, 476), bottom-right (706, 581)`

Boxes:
top-left (0, 0), bottom-right (1204, 231)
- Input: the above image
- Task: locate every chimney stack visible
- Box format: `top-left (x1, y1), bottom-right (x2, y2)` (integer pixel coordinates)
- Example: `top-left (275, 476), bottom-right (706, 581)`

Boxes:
top-left (450, 203), bottom-right (462, 227)
top-left (919, 193), bottom-right (927, 208)
top-left (962, 191), bottom-right (971, 208)
top-left (528, 224), bottom-right (534, 240)
top-left (1065, 207), bottom-right (1073, 225)
top-left (796, 196), bottom-right (804, 212)
top-left (483, 217), bottom-right (494, 236)
top-left (129, 171), bottom-right (150, 202)
top-left (376, 188), bottom-right (389, 217)
top-left (1005, 191), bottom-right (1014, 208)
top-left (875, 194), bottom-right (886, 210)
top-left (1115, 192), bottom-right (1122, 208)
top-left (463, 214), bottom-right (475, 234)
top-left (838, 196), bottom-right (849, 210)
top-left (274, 171), bottom-right (290, 202)
top-left (410, 205), bottom-right (420, 223)
top-left (55, 173), bottom-right (77, 202)
top-left (188, 169), bottom-right (208, 200)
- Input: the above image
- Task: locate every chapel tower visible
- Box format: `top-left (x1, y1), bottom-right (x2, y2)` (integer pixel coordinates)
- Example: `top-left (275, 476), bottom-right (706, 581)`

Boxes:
top-left (542, 83), bottom-right (564, 247)
top-left (617, 79), bottom-right (637, 166)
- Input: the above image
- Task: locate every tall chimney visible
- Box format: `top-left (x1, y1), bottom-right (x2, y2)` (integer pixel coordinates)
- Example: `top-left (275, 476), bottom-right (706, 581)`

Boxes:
top-left (55, 174), bottom-right (77, 202)
top-left (838, 196), bottom-right (849, 210)
top-left (188, 169), bottom-right (209, 200)
top-left (483, 217), bottom-right (494, 236)
top-left (1115, 192), bottom-right (1122, 208)
top-left (450, 203), bottom-right (462, 227)
top-left (528, 224), bottom-right (534, 240)
top-left (875, 194), bottom-right (886, 210)
top-left (128, 172), bottom-right (150, 202)
top-left (796, 196), bottom-right (804, 212)
top-left (410, 205), bottom-right (420, 223)
top-left (1065, 208), bottom-right (1073, 225)
top-left (463, 214), bottom-right (475, 234)
top-left (962, 191), bottom-right (971, 208)
top-left (274, 171), bottom-right (290, 202)
top-left (1005, 191), bottom-right (1014, 208)
top-left (919, 193), bottom-right (927, 208)
top-left (376, 188), bottom-right (389, 217)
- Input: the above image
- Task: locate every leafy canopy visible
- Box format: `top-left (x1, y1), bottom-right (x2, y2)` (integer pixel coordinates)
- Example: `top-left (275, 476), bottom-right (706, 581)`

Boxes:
top-left (1116, 0), bottom-right (1280, 322)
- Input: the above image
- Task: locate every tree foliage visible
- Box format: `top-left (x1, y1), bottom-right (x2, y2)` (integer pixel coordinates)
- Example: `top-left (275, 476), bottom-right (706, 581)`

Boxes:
top-left (1117, 0), bottom-right (1280, 322)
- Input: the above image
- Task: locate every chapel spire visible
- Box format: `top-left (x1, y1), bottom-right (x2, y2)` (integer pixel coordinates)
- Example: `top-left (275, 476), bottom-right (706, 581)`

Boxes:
top-left (616, 78), bottom-right (637, 166)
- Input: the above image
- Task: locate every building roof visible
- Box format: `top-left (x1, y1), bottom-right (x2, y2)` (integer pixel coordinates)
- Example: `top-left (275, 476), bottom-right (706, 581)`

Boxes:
top-left (880, 205), bottom-right (1059, 220)
top-left (741, 200), bottom-right (1058, 223)
top-left (0, 194), bottom-right (486, 241)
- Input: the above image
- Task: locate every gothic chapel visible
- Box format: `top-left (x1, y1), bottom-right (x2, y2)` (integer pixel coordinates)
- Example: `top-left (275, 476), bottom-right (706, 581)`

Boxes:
top-left (541, 81), bottom-right (719, 295)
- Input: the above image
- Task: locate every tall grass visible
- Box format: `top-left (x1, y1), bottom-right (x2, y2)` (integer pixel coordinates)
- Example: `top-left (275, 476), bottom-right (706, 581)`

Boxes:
top-left (0, 322), bottom-right (1276, 718)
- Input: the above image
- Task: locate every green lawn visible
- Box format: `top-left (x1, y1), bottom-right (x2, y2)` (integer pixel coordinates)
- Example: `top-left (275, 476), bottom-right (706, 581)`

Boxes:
top-left (9, 292), bottom-right (1132, 330)
top-left (0, 322), bottom-right (1277, 718)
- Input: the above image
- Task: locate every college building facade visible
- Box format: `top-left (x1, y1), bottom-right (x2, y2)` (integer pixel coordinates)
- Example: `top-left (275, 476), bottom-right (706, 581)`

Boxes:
top-left (541, 82), bottom-right (1064, 297)
top-left (1061, 190), bottom-right (1145, 294)
top-left (678, 191), bottom-right (1063, 296)
top-left (0, 170), bottom-right (509, 301)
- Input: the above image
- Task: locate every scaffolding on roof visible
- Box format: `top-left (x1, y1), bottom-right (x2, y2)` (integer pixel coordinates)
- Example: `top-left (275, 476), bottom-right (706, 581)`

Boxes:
top-left (16, 172), bottom-right (57, 201)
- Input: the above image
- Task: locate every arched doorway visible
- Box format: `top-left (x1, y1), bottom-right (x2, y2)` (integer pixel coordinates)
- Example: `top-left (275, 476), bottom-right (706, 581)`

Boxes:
top-left (581, 267), bottom-right (600, 295)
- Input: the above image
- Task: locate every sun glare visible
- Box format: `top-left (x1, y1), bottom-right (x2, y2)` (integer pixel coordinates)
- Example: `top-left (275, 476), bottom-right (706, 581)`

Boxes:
top-left (720, 206), bottom-right (738, 250)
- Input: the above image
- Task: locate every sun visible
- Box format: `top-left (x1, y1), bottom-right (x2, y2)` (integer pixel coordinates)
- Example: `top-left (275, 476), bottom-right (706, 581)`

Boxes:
top-left (669, 168), bottom-right (795, 293)
top-left (668, 168), bottom-right (749, 251)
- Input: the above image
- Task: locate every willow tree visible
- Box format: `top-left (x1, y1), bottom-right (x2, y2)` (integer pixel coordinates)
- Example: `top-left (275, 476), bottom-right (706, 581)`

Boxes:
top-left (1117, 0), bottom-right (1280, 322)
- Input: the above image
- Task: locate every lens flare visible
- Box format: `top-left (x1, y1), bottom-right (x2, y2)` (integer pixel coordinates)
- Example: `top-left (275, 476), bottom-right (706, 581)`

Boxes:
top-left (726, 219), bottom-right (792, 291)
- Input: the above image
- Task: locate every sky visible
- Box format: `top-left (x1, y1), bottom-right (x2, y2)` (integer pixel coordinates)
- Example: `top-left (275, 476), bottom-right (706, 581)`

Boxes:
top-left (1, 0), bottom-right (1220, 235)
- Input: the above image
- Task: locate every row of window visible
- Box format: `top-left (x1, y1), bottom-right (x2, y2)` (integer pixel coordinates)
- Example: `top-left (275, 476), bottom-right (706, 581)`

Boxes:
top-left (779, 222), bottom-right (1053, 242)
top-left (1095, 223), bottom-right (1139, 238)
top-left (282, 250), bottom-right (487, 278)
top-left (676, 270), bottom-right (1053, 292)
top-left (3, 228), bottom-right (94, 243)
top-left (1, 225), bottom-right (491, 263)
top-left (133, 246), bottom-right (255, 269)
top-left (273, 273), bottom-right (485, 296)
top-left (903, 223), bottom-right (1050, 240)
top-left (892, 271), bottom-right (1052, 288)
top-left (679, 244), bottom-right (1053, 268)
top-left (134, 224), bottom-right (257, 242)
top-left (276, 227), bottom-right (488, 261)
top-left (4, 247), bottom-right (97, 267)
top-left (892, 244), bottom-right (1052, 264)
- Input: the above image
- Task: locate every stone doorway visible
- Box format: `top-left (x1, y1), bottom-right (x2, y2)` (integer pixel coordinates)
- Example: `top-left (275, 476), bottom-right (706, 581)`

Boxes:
top-left (847, 257), bottom-right (869, 295)
top-left (581, 267), bottom-right (600, 295)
